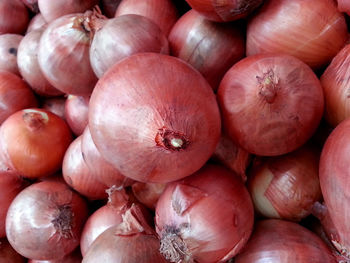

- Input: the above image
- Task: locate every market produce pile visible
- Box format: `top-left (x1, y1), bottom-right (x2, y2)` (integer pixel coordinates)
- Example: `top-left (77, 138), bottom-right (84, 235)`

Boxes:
top-left (1, 0), bottom-right (350, 262)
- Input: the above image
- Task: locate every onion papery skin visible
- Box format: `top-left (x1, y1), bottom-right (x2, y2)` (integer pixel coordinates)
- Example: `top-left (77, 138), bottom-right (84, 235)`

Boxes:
top-left (22, 0), bottom-right (39, 13)
top-left (235, 219), bottom-right (336, 263)
top-left (169, 10), bottom-right (245, 91)
top-left (184, 0), bottom-right (263, 22)
top-left (38, 13), bottom-right (98, 96)
top-left (90, 14), bottom-right (169, 78)
top-left (62, 136), bottom-right (108, 200)
top-left (81, 127), bottom-right (130, 188)
top-left (38, 0), bottom-right (99, 23)
top-left (319, 117), bottom-right (350, 259)
top-left (18, 29), bottom-right (63, 97)
top-left (89, 53), bottom-right (221, 183)
top-left (115, 0), bottom-right (178, 36)
top-left (0, 0), bottom-right (29, 34)
top-left (155, 164), bottom-right (254, 263)
top-left (247, 145), bottom-right (322, 222)
top-left (0, 238), bottom-right (26, 263)
top-left (320, 44), bottom-right (350, 127)
top-left (132, 182), bottom-right (167, 210)
top-left (6, 181), bottom-right (88, 260)
top-left (41, 96), bottom-right (66, 120)
top-left (65, 95), bottom-right (89, 136)
top-left (247, 0), bottom-right (348, 69)
top-left (217, 53), bottom-right (324, 156)
top-left (101, 0), bottom-right (122, 17)
top-left (0, 108), bottom-right (73, 178)
top-left (0, 34), bottom-right (22, 75)
top-left (26, 14), bottom-right (47, 33)
top-left (28, 249), bottom-right (82, 263)
top-left (0, 71), bottom-right (38, 124)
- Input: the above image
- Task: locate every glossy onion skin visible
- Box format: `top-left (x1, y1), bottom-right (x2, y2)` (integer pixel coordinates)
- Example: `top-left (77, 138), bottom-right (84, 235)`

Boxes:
top-left (247, 0), bottom-right (348, 69)
top-left (89, 53), bottom-right (221, 183)
top-left (0, 34), bottom-right (22, 75)
top-left (90, 14), bottom-right (169, 78)
top-left (248, 146), bottom-right (322, 222)
top-left (235, 219), bottom-right (336, 263)
top-left (0, 238), bottom-right (26, 263)
top-left (155, 164), bottom-right (254, 263)
top-left (0, 0), bottom-right (29, 34)
top-left (115, 0), bottom-right (178, 36)
top-left (217, 53), bottom-right (324, 156)
top-left (38, 13), bottom-right (98, 95)
top-left (169, 9), bottom-right (245, 91)
top-left (321, 44), bottom-right (350, 127)
top-left (6, 181), bottom-right (88, 260)
top-left (319, 118), bottom-right (350, 258)
top-left (64, 95), bottom-right (89, 136)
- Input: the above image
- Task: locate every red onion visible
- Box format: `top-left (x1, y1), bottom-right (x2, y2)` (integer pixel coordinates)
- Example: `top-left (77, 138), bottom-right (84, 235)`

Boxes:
top-left (115, 0), bottom-right (178, 36)
top-left (28, 249), bottom-right (82, 263)
top-left (0, 238), bottom-right (26, 263)
top-left (22, 0), bottom-right (39, 13)
top-left (89, 14), bottom-right (169, 78)
top-left (89, 53), bottom-right (221, 183)
top-left (83, 204), bottom-right (167, 263)
top-left (235, 219), bottom-right (336, 262)
top-left (155, 164), bottom-right (254, 263)
top-left (63, 136), bottom-right (108, 200)
top-left (247, 145), bottom-right (322, 222)
top-left (132, 182), bottom-right (166, 210)
top-left (0, 34), bottom-right (22, 75)
top-left (0, 71), bottom-right (38, 124)
top-left (0, 0), bottom-right (29, 34)
top-left (101, 0), bottom-right (121, 18)
top-left (41, 96), bottom-right (66, 120)
top-left (38, 0), bottom-right (99, 22)
top-left (6, 180), bottom-right (89, 260)
top-left (38, 12), bottom-right (98, 95)
top-left (26, 14), bottom-right (47, 33)
top-left (217, 53), bottom-right (324, 156)
top-left (184, 0), bottom-right (263, 22)
top-left (81, 127), bottom-right (131, 187)
top-left (0, 108), bottom-right (73, 178)
top-left (338, 0), bottom-right (350, 15)
top-left (247, 0), bottom-right (348, 69)
top-left (65, 95), bottom-right (89, 136)
top-left (18, 29), bottom-right (63, 97)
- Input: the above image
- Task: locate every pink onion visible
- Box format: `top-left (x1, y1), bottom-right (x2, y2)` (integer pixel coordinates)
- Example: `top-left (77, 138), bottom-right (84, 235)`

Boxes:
top-left (65, 95), bottom-right (89, 136)
top-left (0, 34), bottom-right (22, 75)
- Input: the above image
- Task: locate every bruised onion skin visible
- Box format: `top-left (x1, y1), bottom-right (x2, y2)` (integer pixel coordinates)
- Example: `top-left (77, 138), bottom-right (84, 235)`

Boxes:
top-left (26, 14), bottom-right (47, 33)
top-left (247, 0), bottom-right (348, 69)
top-left (235, 219), bottom-right (336, 263)
top-left (38, 13), bottom-right (98, 95)
top-left (115, 0), bottom-right (178, 36)
top-left (0, 0), bottom-right (29, 34)
top-left (155, 164), bottom-right (254, 263)
top-left (217, 53), bottom-right (324, 156)
top-left (248, 145), bottom-right (322, 222)
top-left (6, 181), bottom-right (88, 260)
top-left (0, 34), bottom-right (22, 75)
top-left (0, 238), bottom-right (26, 263)
top-left (65, 95), bottom-right (89, 136)
top-left (0, 109), bottom-right (73, 178)
top-left (18, 29), bottom-right (63, 97)
top-left (184, 0), bottom-right (263, 22)
top-left (169, 9), bottom-right (245, 91)
top-left (89, 53), bottom-right (221, 183)
top-left (319, 117), bottom-right (350, 259)
top-left (90, 14), bottom-right (169, 78)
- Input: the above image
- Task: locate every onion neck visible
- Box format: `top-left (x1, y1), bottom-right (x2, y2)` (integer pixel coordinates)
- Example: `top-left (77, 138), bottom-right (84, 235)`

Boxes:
top-left (155, 127), bottom-right (189, 151)
top-left (22, 109), bottom-right (49, 131)
top-left (52, 205), bottom-right (73, 239)
top-left (257, 69), bottom-right (279, 104)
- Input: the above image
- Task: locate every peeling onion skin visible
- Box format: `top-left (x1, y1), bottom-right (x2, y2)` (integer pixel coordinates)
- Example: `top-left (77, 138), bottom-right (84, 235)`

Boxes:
top-left (0, 0), bottom-right (29, 34)
top-left (26, 14), bottom-right (47, 33)
top-left (247, 0), bottom-right (348, 69)
top-left (65, 95), bottom-right (89, 136)
top-left (89, 53), bottom-right (221, 183)
top-left (235, 219), bottom-right (336, 263)
top-left (0, 238), bottom-right (26, 263)
top-left (169, 9), bottom-right (245, 91)
top-left (5, 181), bottom-right (89, 260)
top-left (247, 145), bottom-right (322, 222)
top-left (115, 0), bottom-right (178, 36)
top-left (217, 53), bottom-right (324, 156)
top-left (155, 164), bottom-right (254, 263)
top-left (319, 117), bottom-right (350, 259)
top-left (38, 13), bottom-right (98, 96)
top-left (0, 34), bottom-right (22, 76)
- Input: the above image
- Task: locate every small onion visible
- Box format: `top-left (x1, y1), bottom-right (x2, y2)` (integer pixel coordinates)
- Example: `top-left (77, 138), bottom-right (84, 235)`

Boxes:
top-left (0, 0), bottom-right (29, 34)
top-left (217, 53), bottom-right (324, 156)
top-left (26, 14), bottom-right (47, 33)
top-left (132, 182), bottom-right (167, 210)
top-left (89, 53), bottom-right (221, 183)
top-left (235, 219), bottom-right (336, 263)
top-left (101, 0), bottom-right (122, 18)
top-left (41, 96), bottom-right (66, 120)
top-left (0, 238), bottom-right (26, 263)
top-left (0, 34), bottom-right (22, 75)
top-left (247, 0), bottom-right (348, 69)
top-left (21, 0), bottom-right (39, 13)
top-left (6, 181), bottom-right (89, 260)
top-left (28, 249), bottom-right (82, 263)
top-left (155, 164), bottom-right (254, 263)
top-left (65, 95), bottom-right (89, 136)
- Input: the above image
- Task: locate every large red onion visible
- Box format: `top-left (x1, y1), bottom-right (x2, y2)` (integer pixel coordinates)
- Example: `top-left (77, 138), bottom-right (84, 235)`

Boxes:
top-left (0, 0), bottom-right (29, 34)
top-left (115, 0), bottom-right (178, 36)
top-left (89, 14), bottom-right (169, 78)
top-left (235, 219), bottom-right (336, 262)
top-left (89, 53), bottom-right (221, 183)
top-left (38, 12), bottom-right (98, 95)
top-left (65, 95), bottom-right (89, 136)
top-left (26, 14), bottom-right (47, 33)
top-left (247, 0), bottom-right (348, 69)
top-left (0, 34), bottom-right (22, 75)
top-left (155, 164), bottom-right (254, 263)
top-left (6, 181), bottom-right (89, 260)
top-left (217, 53), bottom-right (324, 156)
top-left (0, 238), bottom-right (26, 263)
